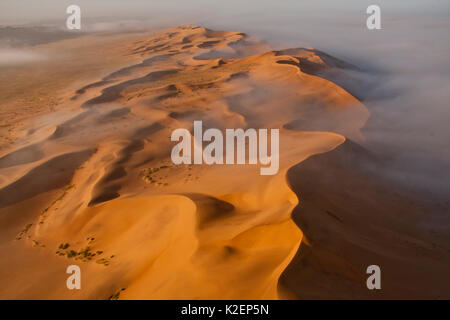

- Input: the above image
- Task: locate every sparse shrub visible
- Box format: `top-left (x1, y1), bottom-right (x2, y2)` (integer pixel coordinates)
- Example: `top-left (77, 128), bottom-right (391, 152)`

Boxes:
top-left (67, 250), bottom-right (77, 258)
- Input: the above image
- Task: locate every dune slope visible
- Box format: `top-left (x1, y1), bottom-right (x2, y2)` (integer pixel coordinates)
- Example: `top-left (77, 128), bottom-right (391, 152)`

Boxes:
top-left (2, 26), bottom-right (446, 300)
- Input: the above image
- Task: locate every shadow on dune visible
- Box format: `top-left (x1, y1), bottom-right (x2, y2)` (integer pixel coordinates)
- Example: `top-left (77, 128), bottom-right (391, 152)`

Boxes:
top-left (0, 149), bottom-right (93, 209)
top-left (103, 54), bottom-right (176, 81)
top-left (279, 140), bottom-right (450, 299)
top-left (0, 143), bottom-right (45, 169)
top-left (82, 69), bottom-right (179, 108)
top-left (276, 48), bottom-right (381, 102)
top-left (88, 122), bottom-right (165, 207)
top-left (182, 193), bottom-right (235, 229)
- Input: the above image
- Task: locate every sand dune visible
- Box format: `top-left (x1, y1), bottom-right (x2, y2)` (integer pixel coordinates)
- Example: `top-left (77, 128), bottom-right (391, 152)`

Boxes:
top-left (280, 140), bottom-right (450, 299)
top-left (0, 26), bottom-right (447, 299)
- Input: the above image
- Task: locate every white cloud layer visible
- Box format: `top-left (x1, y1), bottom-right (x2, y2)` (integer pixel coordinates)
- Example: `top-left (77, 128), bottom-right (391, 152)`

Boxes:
top-left (0, 49), bottom-right (46, 65)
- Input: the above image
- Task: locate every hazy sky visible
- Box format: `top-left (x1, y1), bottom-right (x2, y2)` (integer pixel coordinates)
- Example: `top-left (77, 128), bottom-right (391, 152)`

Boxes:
top-left (1, 1), bottom-right (448, 67)
top-left (1, 0), bottom-right (450, 191)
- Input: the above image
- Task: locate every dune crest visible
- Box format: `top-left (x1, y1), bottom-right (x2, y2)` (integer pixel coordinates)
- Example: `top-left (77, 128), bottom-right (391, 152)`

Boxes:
top-left (0, 26), bottom-right (373, 299)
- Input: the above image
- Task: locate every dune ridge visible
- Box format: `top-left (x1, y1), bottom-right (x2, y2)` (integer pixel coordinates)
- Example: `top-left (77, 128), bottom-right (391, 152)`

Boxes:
top-left (3, 25), bottom-right (444, 300)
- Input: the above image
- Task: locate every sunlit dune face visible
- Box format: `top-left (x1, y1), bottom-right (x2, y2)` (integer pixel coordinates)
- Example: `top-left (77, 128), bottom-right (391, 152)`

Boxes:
top-left (0, 25), bottom-right (448, 300)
